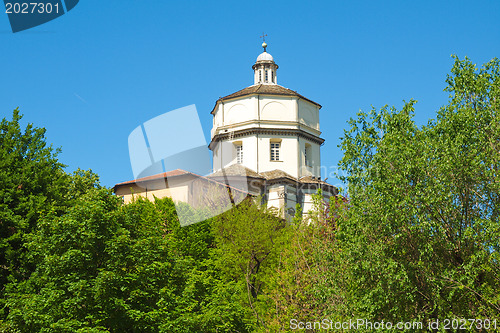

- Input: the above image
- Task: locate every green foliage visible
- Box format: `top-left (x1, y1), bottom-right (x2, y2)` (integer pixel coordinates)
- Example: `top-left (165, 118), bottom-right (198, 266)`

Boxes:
top-left (0, 110), bottom-right (105, 328)
top-left (0, 109), bottom-right (69, 289)
top-left (211, 199), bottom-right (289, 331)
top-left (4, 192), bottom-right (219, 332)
top-left (6, 189), bottom-right (121, 332)
top-left (259, 221), bottom-right (319, 331)
top-left (333, 56), bottom-right (500, 329)
top-left (66, 169), bottom-right (103, 202)
top-left (2, 56), bottom-right (499, 332)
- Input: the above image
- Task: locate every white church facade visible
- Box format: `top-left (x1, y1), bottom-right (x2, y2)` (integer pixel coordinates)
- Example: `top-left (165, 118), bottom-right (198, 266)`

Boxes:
top-left (114, 42), bottom-right (337, 219)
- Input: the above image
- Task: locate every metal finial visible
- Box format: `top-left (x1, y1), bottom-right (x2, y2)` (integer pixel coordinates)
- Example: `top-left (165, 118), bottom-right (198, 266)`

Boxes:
top-left (260, 32), bottom-right (268, 52)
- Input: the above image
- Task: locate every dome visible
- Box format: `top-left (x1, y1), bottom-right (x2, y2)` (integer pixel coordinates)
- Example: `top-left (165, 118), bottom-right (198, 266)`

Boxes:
top-left (256, 51), bottom-right (274, 62)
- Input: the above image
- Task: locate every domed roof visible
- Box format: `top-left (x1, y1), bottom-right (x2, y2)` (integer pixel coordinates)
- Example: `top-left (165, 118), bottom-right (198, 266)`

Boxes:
top-left (256, 51), bottom-right (274, 62)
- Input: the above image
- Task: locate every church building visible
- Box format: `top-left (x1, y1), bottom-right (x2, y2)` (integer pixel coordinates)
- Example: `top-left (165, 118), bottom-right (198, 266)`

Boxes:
top-left (114, 41), bottom-right (337, 220)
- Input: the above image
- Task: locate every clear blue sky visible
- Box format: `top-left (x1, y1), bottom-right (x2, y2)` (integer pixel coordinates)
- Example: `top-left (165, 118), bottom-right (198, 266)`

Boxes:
top-left (1, 0), bottom-right (499, 189)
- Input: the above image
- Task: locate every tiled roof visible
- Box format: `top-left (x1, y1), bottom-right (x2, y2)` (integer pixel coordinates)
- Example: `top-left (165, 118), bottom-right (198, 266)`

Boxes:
top-left (211, 84), bottom-right (321, 114)
top-left (114, 169), bottom-right (190, 186)
top-left (114, 168), bottom-right (251, 195)
top-left (208, 166), bottom-right (334, 188)
top-left (299, 175), bottom-right (330, 185)
top-left (114, 167), bottom-right (336, 193)
top-left (261, 170), bottom-right (333, 187)
top-left (259, 169), bottom-right (296, 181)
top-left (207, 164), bottom-right (262, 179)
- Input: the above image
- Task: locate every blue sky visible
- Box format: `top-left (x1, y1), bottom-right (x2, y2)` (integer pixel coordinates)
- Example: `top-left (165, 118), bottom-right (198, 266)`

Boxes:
top-left (1, 0), bottom-right (499, 189)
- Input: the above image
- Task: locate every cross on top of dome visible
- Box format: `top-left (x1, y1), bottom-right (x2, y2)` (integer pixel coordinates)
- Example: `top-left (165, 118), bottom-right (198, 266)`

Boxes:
top-left (260, 32), bottom-right (268, 52)
top-left (256, 33), bottom-right (275, 63)
top-left (253, 34), bottom-right (278, 85)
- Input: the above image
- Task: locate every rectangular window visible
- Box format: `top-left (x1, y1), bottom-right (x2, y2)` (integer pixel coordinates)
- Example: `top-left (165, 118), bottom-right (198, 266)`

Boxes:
top-left (305, 144), bottom-right (312, 167)
top-left (270, 142), bottom-right (280, 161)
top-left (236, 144), bottom-right (243, 164)
top-left (265, 70), bottom-right (268, 83)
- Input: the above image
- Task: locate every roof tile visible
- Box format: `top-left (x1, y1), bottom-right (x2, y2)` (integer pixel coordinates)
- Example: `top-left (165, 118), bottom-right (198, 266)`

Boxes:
top-left (114, 169), bottom-right (189, 186)
top-left (211, 84), bottom-right (321, 114)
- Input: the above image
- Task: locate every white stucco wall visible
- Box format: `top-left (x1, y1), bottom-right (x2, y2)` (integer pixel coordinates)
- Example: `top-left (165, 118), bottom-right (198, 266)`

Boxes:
top-left (298, 99), bottom-right (320, 132)
top-left (297, 137), bottom-right (321, 178)
top-left (257, 135), bottom-right (298, 176)
top-left (211, 93), bottom-right (323, 179)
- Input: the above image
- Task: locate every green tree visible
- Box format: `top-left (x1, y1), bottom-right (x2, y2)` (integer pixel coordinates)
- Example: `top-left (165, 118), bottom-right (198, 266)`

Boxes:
top-left (0, 109), bottom-right (69, 302)
top-left (4, 188), bottom-right (121, 332)
top-left (0, 110), bottom-right (105, 327)
top-left (259, 194), bottom-right (347, 332)
top-left (333, 56), bottom-right (500, 329)
top-left (0, 108), bottom-right (298, 332)
top-left (211, 199), bottom-right (288, 331)
top-left (4, 189), bottom-right (229, 332)
top-left (66, 168), bottom-right (102, 202)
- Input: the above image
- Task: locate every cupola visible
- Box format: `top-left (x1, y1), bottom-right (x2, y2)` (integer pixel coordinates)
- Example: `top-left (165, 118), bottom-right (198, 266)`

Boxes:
top-left (252, 41), bottom-right (278, 85)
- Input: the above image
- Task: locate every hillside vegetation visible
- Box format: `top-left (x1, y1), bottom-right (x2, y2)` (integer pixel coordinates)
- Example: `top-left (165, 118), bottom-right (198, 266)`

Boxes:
top-left (0, 56), bottom-right (498, 332)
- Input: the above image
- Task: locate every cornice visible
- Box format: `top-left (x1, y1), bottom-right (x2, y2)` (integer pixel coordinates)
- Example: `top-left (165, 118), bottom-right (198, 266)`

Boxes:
top-left (209, 127), bottom-right (325, 150)
top-left (214, 119), bottom-right (321, 136)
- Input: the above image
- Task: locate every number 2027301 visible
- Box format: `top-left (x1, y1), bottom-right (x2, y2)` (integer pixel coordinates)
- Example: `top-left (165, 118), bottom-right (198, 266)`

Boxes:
top-left (5, 2), bottom-right (60, 14)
